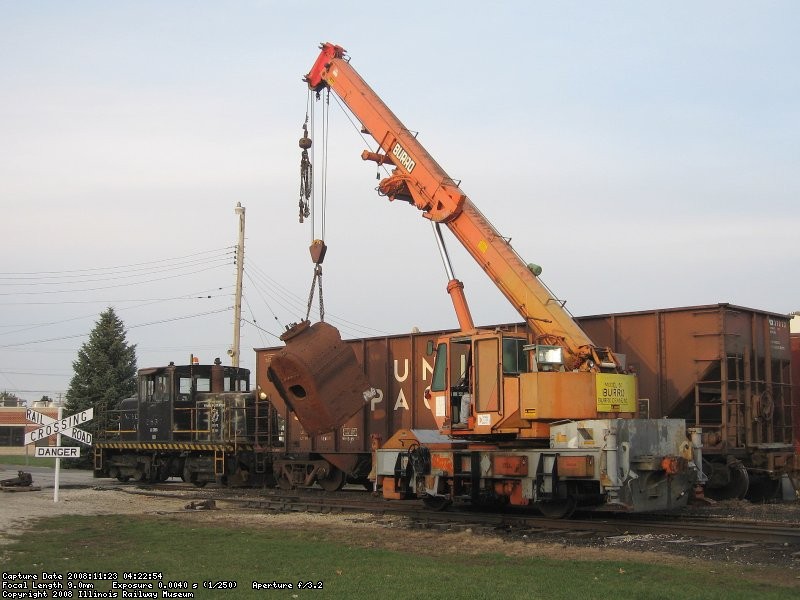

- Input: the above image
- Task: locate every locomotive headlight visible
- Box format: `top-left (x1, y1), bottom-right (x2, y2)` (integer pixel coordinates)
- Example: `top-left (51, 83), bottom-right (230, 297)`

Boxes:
top-left (259, 391), bottom-right (268, 400)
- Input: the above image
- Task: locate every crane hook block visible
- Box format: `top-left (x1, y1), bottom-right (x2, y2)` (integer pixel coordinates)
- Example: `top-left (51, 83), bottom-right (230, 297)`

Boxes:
top-left (309, 239), bottom-right (327, 265)
top-left (265, 320), bottom-right (370, 436)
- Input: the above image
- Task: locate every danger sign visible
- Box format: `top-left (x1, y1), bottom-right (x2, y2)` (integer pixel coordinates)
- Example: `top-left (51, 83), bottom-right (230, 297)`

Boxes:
top-left (35, 447), bottom-right (80, 458)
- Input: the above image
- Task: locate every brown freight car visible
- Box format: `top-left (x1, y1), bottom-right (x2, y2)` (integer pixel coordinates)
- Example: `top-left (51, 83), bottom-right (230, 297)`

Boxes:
top-left (576, 303), bottom-right (798, 501)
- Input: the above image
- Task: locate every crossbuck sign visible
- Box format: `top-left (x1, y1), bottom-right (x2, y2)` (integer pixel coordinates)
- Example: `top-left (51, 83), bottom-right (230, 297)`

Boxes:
top-left (24, 408), bottom-right (94, 446)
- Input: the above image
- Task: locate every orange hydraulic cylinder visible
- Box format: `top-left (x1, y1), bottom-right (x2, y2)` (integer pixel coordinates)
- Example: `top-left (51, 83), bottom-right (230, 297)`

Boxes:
top-left (446, 279), bottom-right (474, 332)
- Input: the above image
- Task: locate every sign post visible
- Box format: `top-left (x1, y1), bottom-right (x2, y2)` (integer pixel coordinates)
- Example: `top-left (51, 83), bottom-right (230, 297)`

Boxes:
top-left (54, 407), bottom-right (62, 502)
top-left (25, 407), bottom-right (94, 503)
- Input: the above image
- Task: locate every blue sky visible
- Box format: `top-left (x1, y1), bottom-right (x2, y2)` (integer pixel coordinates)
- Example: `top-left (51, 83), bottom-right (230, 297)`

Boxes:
top-left (1, 1), bottom-right (798, 402)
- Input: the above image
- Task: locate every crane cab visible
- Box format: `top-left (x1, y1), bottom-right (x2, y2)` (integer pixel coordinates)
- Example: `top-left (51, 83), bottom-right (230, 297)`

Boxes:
top-left (429, 330), bottom-right (638, 441)
top-left (429, 330), bottom-right (536, 438)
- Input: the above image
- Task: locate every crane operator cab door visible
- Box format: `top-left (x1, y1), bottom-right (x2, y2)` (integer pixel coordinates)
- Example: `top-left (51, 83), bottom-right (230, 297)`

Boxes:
top-left (429, 332), bottom-right (526, 435)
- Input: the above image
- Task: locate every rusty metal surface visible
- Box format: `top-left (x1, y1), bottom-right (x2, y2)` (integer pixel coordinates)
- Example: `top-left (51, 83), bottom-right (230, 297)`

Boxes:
top-left (576, 303), bottom-right (794, 458)
top-left (256, 327), bottom-right (449, 462)
top-left (264, 321), bottom-right (371, 436)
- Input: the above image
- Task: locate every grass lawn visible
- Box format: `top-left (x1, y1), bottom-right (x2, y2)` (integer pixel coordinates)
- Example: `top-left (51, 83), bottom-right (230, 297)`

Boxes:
top-left (1, 515), bottom-right (797, 599)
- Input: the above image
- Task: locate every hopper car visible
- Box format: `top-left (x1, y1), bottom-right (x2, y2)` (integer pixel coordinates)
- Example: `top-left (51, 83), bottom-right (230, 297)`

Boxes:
top-left (577, 304), bottom-right (799, 501)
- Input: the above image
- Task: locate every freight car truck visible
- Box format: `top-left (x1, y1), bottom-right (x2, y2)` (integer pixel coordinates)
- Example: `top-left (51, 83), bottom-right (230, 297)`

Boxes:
top-left (259, 43), bottom-right (703, 517)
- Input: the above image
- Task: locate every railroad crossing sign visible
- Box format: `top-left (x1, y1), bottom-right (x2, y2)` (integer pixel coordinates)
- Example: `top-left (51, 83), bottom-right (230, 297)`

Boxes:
top-left (24, 407), bottom-right (94, 446)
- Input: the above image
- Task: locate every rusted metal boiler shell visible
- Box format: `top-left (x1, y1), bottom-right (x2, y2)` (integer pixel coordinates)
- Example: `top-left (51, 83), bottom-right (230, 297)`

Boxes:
top-left (265, 320), bottom-right (372, 436)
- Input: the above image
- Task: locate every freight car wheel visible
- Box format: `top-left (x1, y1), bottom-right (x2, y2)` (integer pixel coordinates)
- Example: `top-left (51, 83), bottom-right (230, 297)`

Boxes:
top-left (116, 475), bottom-right (131, 483)
top-left (745, 475), bottom-right (781, 503)
top-left (537, 496), bottom-right (577, 519)
top-left (707, 463), bottom-right (749, 501)
top-left (318, 467), bottom-right (346, 492)
top-left (277, 474), bottom-right (294, 490)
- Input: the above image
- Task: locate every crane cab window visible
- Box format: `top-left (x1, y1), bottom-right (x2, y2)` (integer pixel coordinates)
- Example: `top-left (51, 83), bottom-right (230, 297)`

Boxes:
top-left (502, 337), bottom-right (529, 375)
top-left (430, 343), bottom-right (448, 392)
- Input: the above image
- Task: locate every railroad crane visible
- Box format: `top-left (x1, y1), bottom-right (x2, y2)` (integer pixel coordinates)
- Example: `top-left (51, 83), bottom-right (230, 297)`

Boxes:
top-left (266, 43), bottom-right (703, 516)
top-left (304, 43), bottom-right (640, 438)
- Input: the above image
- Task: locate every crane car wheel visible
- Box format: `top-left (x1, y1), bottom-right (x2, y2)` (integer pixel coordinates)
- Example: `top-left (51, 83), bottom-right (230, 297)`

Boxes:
top-left (422, 495), bottom-right (451, 511)
top-left (537, 496), bottom-right (577, 519)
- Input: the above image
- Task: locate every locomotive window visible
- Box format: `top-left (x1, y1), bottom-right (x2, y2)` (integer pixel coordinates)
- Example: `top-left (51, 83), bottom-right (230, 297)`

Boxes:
top-left (179, 377), bottom-right (192, 395)
top-left (239, 378), bottom-right (249, 391)
top-left (224, 378), bottom-right (231, 392)
top-left (154, 374), bottom-right (169, 402)
top-left (141, 378), bottom-right (155, 403)
top-left (196, 377), bottom-right (210, 392)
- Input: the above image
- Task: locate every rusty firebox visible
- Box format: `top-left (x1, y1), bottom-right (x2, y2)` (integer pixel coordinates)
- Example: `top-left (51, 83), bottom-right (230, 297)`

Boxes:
top-left (265, 320), bottom-right (374, 436)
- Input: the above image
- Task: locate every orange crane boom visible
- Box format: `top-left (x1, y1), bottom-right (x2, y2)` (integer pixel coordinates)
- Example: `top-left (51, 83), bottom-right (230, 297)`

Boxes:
top-left (306, 43), bottom-right (597, 370)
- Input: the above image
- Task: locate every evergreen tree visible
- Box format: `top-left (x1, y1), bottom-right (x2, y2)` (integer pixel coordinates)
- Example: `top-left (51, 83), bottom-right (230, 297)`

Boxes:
top-left (65, 307), bottom-right (137, 437)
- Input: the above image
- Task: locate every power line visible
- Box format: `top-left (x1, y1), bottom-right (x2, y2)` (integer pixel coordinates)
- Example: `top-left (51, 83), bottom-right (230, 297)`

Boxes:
top-left (0, 287), bottom-right (230, 307)
top-left (0, 307), bottom-right (232, 349)
top-left (0, 246), bottom-right (233, 276)
top-left (0, 264), bottom-right (229, 297)
top-left (0, 255), bottom-right (233, 286)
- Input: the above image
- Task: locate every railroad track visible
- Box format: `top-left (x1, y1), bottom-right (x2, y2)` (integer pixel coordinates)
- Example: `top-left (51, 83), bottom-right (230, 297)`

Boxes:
top-left (110, 482), bottom-right (800, 547)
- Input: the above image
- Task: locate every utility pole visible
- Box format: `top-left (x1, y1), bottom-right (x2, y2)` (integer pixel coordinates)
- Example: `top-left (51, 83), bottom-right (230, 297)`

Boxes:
top-left (231, 202), bottom-right (246, 368)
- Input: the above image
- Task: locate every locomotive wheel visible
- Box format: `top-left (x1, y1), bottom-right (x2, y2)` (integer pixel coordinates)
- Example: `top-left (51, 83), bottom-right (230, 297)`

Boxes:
top-left (537, 496), bottom-right (577, 519)
top-left (318, 467), bottom-right (346, 492)
top-left (192, 480), bottom-right (208, 488)
top-left (116, 475), bottom-right (131, 483)
top-left (422, 495), bottom-right (451, 511)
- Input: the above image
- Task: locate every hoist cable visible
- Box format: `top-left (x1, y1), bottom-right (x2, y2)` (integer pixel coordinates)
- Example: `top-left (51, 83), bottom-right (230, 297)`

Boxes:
top-left (320, 88), bottom-right (331, 241)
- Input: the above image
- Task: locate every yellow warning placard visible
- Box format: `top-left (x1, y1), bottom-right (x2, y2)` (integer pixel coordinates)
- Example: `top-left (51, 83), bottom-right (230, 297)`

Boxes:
top-left (595, 374), bottom-right (637, 413)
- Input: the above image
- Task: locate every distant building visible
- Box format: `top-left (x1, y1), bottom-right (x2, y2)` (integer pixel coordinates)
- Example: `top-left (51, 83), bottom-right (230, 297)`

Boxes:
top-left (1, 394), bottom-right (25, 408)
top-left (0, 406), bottom-right (59, 455)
